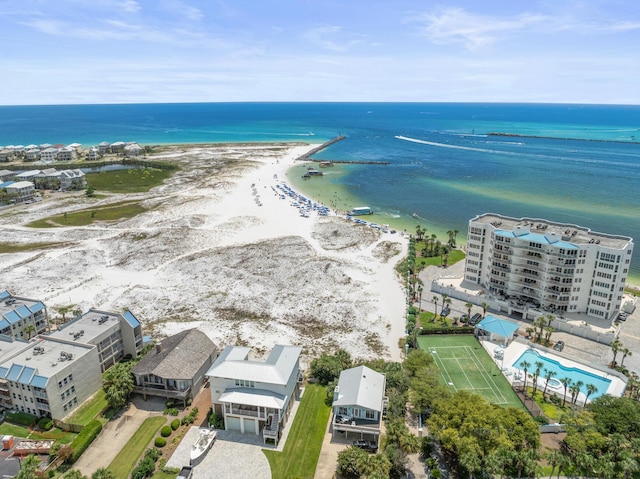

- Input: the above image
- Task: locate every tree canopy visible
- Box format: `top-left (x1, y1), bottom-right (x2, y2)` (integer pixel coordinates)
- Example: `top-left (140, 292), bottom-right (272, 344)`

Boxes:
top-left (102, 362), bottom-right (134, 409)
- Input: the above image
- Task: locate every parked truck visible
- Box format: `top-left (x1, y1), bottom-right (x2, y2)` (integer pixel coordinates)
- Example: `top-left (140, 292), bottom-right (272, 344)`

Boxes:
top-left (177, 466), bottom-right (193, 479)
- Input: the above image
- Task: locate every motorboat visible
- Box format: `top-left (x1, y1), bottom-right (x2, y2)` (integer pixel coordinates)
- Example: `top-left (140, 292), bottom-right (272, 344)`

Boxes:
top-left (190, 428), bottom-right (217, 465)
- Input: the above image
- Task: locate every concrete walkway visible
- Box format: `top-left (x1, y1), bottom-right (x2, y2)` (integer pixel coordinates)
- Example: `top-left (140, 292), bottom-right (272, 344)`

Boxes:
top-left (74, 396), bottom-right (165, 476)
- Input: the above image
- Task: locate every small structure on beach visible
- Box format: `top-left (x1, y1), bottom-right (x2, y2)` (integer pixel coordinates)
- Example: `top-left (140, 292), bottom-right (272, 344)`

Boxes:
top-left (475, 315), bottom-right (519, 346)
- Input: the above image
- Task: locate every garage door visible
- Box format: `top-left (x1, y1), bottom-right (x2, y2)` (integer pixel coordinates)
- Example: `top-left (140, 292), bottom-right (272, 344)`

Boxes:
top-left (243, 418), bottom-right (257, 434)
top-left (226, 416), bottom-right (241, 431)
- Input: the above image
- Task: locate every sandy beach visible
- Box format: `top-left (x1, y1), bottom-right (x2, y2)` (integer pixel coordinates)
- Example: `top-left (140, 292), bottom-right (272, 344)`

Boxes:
top-left (0, 143), bottom-right (407, 364)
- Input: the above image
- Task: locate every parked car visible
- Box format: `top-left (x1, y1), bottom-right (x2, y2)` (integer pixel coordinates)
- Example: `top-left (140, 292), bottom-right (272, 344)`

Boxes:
top-left (553, 340), bottom-right (565, 351)
top-left (460, 314), bottom-right (470, 323)
top-left (353, 440), bottom-right (378, 452)
top-left (469, 313), bottom-right (482, 325)
top-left (618, 312), bottom-right (628, 321)
top-left (441, 306), bottom-right (451, 317)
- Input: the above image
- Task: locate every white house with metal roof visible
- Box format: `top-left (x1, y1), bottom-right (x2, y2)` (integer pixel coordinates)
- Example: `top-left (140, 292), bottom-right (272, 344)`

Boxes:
top-left (0, 291), bottom-right (49, 340)
top-left (332, 365), bottom-right (387, 441)
top-left (207, 344), bottom-right (302, 445)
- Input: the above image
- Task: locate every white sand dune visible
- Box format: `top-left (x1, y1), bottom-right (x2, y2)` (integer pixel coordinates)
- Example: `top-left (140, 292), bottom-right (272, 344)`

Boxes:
top-left (0, 143), bottom-right (407, 365)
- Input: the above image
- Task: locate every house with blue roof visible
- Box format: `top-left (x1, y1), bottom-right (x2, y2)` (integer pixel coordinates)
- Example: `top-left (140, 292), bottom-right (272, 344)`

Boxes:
top-left (0, 291), bottom-right (49, 340)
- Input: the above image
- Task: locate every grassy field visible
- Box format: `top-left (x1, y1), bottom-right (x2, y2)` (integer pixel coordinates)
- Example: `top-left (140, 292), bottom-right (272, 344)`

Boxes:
top-left (0, 242), bottom-right (62, 253)
top-left (263, 383), bottom-right (331, 479)
top-left (417, 335), bottom-right (525, 411)
top-left (26, 200), bottom-right (148, 228)
top-left (66, 390), bottom-right (109, 426)
top-left (0, 423), bottom-right (76, 444)
top-left (415, 247), bottom-right (466, 268)
top-left (85, 167), bottom-right (174, 194)
top-left (107, 416), bottom-right (167, 479)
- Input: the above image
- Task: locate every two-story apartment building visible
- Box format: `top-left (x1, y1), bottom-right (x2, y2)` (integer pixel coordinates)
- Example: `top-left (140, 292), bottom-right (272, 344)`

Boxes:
top-left (49, 309), bottom-right (143, 372)
top-left (207, 345), bottom-right (302, 445)
top-left (0, 291), bottom-right (49, 340)
top-left (0, 336), bottom-right (101, 419)
top-left (464, 213), bottom-right (634, 321)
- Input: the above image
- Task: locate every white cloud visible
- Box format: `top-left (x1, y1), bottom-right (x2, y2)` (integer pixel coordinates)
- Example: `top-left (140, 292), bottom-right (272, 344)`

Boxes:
top-left (414, 8), bottom-right (547, 50)
top-left (302, 25), bottom-right (348, 52)
top-left (159, 0), bottom-right (203, 22)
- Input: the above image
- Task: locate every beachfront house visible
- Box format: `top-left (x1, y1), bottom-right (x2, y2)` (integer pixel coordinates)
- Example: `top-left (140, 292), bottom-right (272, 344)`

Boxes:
top-left (207, 344), bottom-right (302, 445)
top-left (56, 147), bottom-right (77, 161)
top-left (132, 329), bottom-right (218, 406)
top-left (58, 169), bottom-right (86, 190)
top-left (86, 147), bottom-right (100, 161)
top-left (124, 143), bottom-right (142, 157)
top-left (0, 150), bottom-right (14, 162)
top-left (40, 148), bottom-right (59, 163)
top-left (5, 181), bottom-right (35, 203)
top-left (331, 365), bottom-right (387, 443)
top-left (0, 170), bottom-right (15, 182)
top-left (25, 149), bottom-right (41, 162)
top-left (0, 290), bottom-right (49, 339)
top-left (49, 309), bottom-right (143, 372)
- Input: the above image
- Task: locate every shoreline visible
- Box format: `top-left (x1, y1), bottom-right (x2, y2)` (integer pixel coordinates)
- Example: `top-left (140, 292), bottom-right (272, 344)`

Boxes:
top-left (0, 142), bottom-right (408, 362)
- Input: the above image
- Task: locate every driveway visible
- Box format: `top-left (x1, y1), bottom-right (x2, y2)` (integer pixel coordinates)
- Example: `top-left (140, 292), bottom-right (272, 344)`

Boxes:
top-left (167, 427), bottom-right (272, 479)
top-left (74, 396), bottom-right (165, 476)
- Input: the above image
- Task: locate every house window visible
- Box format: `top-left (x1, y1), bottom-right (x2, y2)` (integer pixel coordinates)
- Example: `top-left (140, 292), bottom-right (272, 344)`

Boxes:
top-left (338, 407), bottom-right (348, 415)
top-left (365, 410), bottom-right (375, 419)
top-left (234, 379), bottom-right (255, 388)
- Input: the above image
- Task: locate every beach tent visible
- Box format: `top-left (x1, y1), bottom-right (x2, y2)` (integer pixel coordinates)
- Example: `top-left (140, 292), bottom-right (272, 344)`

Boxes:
top-left (475, 315), bottom-right (520, 346)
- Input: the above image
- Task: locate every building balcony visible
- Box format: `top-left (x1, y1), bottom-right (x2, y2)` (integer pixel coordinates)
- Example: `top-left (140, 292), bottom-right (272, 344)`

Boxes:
top-left (225, 404), bottom-right (267, 420)
top-left (133, 385), bottom-right (191, 400)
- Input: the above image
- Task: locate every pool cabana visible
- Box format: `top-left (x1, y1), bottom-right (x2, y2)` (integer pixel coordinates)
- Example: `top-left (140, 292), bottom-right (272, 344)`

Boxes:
top-left (476, 316), bottom-right (520, 346)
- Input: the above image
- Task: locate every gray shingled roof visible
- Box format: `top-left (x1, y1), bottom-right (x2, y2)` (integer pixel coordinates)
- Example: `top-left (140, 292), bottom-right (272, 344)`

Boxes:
top-left (132, 329), bottom-right (217, 380)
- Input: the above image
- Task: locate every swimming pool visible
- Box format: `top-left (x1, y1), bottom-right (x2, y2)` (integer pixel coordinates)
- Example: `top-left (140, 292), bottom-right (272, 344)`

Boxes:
top-left (512, 349), bottom-right (611, 399)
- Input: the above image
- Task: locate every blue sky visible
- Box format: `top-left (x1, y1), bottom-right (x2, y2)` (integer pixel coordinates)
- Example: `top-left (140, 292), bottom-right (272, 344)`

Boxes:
top-left (1, 0), bottom-right (639, 105)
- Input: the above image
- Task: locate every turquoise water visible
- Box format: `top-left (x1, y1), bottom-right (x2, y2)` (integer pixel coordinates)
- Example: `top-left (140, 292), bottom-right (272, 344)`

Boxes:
top-left (1, 102), bottom-right (639, 279)
top-left (513, 349), bottom-right (611, 399)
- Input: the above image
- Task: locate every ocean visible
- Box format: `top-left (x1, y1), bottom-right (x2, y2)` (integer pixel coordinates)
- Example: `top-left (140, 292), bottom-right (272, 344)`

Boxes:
top-left (1, 102), bottom-right (639, 279)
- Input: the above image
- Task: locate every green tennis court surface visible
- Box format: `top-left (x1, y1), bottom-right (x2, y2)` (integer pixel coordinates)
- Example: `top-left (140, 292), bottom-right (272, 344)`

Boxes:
top-left (417, 335), bottom-right (525, 411)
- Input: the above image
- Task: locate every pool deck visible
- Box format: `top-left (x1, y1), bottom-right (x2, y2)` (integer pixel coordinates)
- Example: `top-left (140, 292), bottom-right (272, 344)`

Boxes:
top-left (480, 338), bottom-right (627, 404)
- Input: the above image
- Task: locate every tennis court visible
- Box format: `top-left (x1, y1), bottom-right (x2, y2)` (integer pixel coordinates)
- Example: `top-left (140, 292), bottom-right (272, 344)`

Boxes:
top-left (417, 335), bottom-right (524, 410)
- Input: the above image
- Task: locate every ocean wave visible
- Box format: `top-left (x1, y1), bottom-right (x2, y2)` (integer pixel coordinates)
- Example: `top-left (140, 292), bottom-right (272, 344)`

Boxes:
top-left (394, 135), bottom-right (640, 168)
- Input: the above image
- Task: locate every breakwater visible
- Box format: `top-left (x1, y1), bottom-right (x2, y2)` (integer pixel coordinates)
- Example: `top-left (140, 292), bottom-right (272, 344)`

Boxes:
top-left (295, 135), bottom-right (388, 165)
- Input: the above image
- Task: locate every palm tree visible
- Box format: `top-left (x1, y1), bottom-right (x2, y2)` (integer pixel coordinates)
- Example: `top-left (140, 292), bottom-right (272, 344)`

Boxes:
top-left (92, 468), bottom-right (114, 479)
top-left (621, 347), bottom-right (632, 368)
top-left (532, 361), bottom-right (544, 395)
top-left (417, 284), bottom-right (424, 313)
top-left (519, 360), bottom-right (531, 392)
top-left (481, 301), bottom-right (489, 318)
top-left (611, 339), bottom-right (623, 367)
top-left (54, 304), bottom-right (76, 325)
top-left (584, 383), bottom-right (598, 404)
top-left (560, 377), bottom-right (572, 406)
top-left (22, 324), bottom-right (36, 340)
top-left (570, 380), bottom-right (584, 405)
top-left (453, 229), bottom-right (459, 246)
top-left (440, 293), bottom-right (448, 313)
top-left (430, 234), bottom-right (437, 254)
top-left (432, 296), bottom-right (439, 319)
top-left (465, 302), bottom-right (473, 319)
top-left (542, 369), bottom-right (557, 397)
top-left (544, 448), bottom-right (563, 479)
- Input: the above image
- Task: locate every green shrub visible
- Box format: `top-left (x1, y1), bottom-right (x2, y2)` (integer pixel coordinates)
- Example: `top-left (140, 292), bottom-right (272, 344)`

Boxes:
top-left (38, 417), bottom-right (54, 431)
top-left (170, 419), bottom-right (180, 430)
top-left (69, 419), bottom-right (103, 463)
top-left (186, 398), bottom-right (192, 406)
top-left (164, 407), bottom-right (179, 416)
top-left (144, 448), bottom-right (161, 462)
top-left (160, 425), bottom-right (172, 437)
top-left (6, 411), bottom-right (38, 427)
top-left (154, 437), bottom-right (167, 448)
top-left (165, 400), bottom-right (174, 408)
top-left (131, 456), bottom-right (155, 479)
top-left (208, 412), bottom-right (224, 429)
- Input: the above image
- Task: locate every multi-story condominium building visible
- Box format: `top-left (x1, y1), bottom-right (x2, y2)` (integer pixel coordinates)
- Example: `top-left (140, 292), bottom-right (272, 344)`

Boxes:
top-left (49, 309), bottom-right (143, 372)
top-left (464, 213), bottom-right (634, 321)
top-left (0, 291), bottom-right (49, 340)
top-left (0, 336), bottom-right (101, 418)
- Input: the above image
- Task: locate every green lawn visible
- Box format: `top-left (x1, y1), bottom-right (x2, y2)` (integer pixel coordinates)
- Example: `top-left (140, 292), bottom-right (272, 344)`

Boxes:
top-left (85, 167), bottom-right (175, 194)
top-left (263, 383), bottom-right (331, 479)
top-left (417, 335), bottom-right (525, 411)
top-left (0, 423), bottom-right (76, 444)
top-left (0, 242), bottom-right (62, 253)
top-left (26, 200), bottom-right (148, 228)
top-left (107, 416), bottom-right (167, 479)
top-left (66, 390), bottom-right (109, 426)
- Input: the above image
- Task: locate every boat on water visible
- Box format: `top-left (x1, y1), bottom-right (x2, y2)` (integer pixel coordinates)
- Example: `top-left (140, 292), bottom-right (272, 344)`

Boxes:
top-left (190, 428), bottom-right (217, 465)
top-left (350, 206), bottom-right (373, 216)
